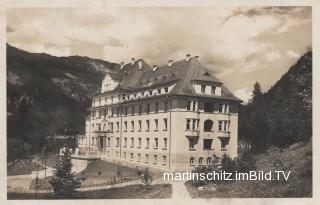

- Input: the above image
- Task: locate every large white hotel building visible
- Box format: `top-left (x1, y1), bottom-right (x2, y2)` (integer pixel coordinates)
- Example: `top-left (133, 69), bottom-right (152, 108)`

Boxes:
top-left (77, 55), bottom-right (241, 171)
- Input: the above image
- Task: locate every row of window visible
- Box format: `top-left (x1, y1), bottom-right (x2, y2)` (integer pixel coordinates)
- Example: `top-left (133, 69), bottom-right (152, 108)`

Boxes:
top-left (93, 87), bottom-right (170, 107)
top-left (112, 137), bottom-right (168, 150)
top-left (90, 118), bottom-right (229, 133)
top-left (108, 151), bottom-right (168, 165)
top-left (186, 119), bottom-right (230, 132)
top-left (91, 118), bottom-right (168, 132)
top-left (190, 156), bottom-right (219, 166)
top-left (91, 101), bottom-right (170, 119)
top-left (188, 138), bottom-right (230, 150)
top-left (187, 100), bottom-right (230, 113)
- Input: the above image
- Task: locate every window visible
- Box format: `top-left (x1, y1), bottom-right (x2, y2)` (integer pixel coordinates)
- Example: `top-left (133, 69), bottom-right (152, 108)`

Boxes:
top-left (138, 153), bottom-right (141, 161)
top-left (116, 107), bottom-right (120, 117)
top-left (131, 138), bottom-right (134, 148)
top-left (139, 105), bottom-right (142, 115)
top-left (204, 102), bottom-right (214, 112)
top-left (164, 87), bottom-right (169, 93)
top-left (116, 151), bottom-right (119, 157)
top-left (157, 89), bottom-right (161, 94)
top-left (138, 120), bottom-right (142, 131)
top-left (211, 86), bottom-right (216, 94)
top-left (220, 138), bottom-right (230, 150)
top-left (146, 120), bottom-right (150, 131)
top-left (218, 103), bottom-right (224, 113)
top-left (131, 121), bottom-right (134, 132)
top-left (155, 102), bottom-right (159, 113)
top-left (163, 156), bottom-right (167, 164)
top-left (219, 121), bottom-right (230, 131)
top-left (107, 137), bottom-right (111, 147)
top-left (154, 119), bottom-right (159, 131)
top-left (204, 120), bottom-right (214, 132)
top-left (192, 119), bottom-right (196, 130)
top-left (164, 101), bottom-right (168, 112)
top-left (124, 107), bottom-right (128, 116)
top-left (138, 138), bottom-right (141, 148)
top-left (146, 138), bottom-right (150, 148)
top-left (124, 137), bottom-right (127, 147)
top-left (116, 137), bottom-right (120, 147)
top-left (103, 110), bottom-right (107, 119)
top-left (207, 157), bottom-right (212, 165)
top-left (145, 154), bottom-right (149, 162)
top-left (146, 104), bottom-right (150, 114)
top-left (154, 155), bottom-right (158, 164)
top-left (199, 157), bottom-right (203, 165)
top-left (111, 96), bottom-right (114, 103)
top-left (123, 152), bottom-right (126, 159)
top-left (203, 139), bottom-right (213, 150)
top-left (164, 138), bottom-right (168, 149)
top-left (124, 121), bottom-right (128, 132)
top-left (117, 122), bottom-right (120, 132)
top-left (154, 138), bottom-right (159, 149)
top-left (149, 90), bottom-right (152, 96)
top-left (192, 101), bottom-right (197, 111)
top-left (163, 118), bottom-right (168, 130)
top-left (110, 122), bottom-right (114, 131)
top-left (201, 85), bottom-right (206, 93)
top-left (131, 105), bottom-right (135, 116)
top-left (99, 98), bottom-right (101, 106)
top-left (218, 121), bottom-right (223, 131)
top-left (130, 153), bottom-right (133, 160)
top-left (190, 157), bottom-right (195, 165)
top-left (189, 138), bottom-right (197, 149)
top-left (187, 101), bottom-right (191, 110)
top-left (186, 119), bottom-right (191, 130)
top-left (98, 110), bottom-right (101, 119)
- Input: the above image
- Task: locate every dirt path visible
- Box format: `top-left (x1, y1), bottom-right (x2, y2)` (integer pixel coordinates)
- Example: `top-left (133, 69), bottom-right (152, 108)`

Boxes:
top-left (171, 180), bottom-right (191, 199)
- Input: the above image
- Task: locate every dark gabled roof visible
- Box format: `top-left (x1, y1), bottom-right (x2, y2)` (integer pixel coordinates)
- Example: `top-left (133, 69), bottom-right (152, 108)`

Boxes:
top-left (94, 56), bottom-right (241, 102)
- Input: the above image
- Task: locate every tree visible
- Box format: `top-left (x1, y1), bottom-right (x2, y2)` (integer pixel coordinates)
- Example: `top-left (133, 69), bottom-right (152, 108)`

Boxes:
top-left (140, 168), bottom-right (153, 185)
top-left (49, 148), bottom-right (81, 198)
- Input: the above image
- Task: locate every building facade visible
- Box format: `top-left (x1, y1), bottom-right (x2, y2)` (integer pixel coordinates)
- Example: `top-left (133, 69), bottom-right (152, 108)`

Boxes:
top-left (77, 55), bottom-right (241, 171)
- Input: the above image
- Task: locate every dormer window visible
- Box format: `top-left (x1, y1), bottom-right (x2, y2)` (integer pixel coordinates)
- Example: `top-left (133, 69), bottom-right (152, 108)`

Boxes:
top-left (211, 86), bottom-right (216, 95)
top-left (201, 85), bottom-right (206, 93)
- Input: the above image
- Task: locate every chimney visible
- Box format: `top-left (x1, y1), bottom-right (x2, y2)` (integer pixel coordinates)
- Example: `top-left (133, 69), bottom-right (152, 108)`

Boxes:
top-left (186, 54), bottom-right (191, 62)
top-left (195, 56), bottom-right (199, 60)
top-left (153, 65), bottom-right (158, 72)
top-left (138, 60), bottom-right (143, 70)
top-left (168, 60), bottom-right (173, 67)
top-left (131, 58), bottom-right (135, 65)
top-left (120, 62), bottom-right (125, 69)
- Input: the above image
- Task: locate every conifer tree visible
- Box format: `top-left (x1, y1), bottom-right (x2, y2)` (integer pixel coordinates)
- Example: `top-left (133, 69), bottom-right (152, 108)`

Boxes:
top-left (49, 149), bottom-right (81, 198)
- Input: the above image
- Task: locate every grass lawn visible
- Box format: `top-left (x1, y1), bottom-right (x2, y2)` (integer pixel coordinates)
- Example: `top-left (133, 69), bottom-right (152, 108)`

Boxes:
top-left (8, 159), bottom-right (43, 176)
top-left (8, 184), bottom-right (172, 199)
top-left (30, 159), bottom-right (140, 190)
top-left (7, 154), bottom-right (59, 176)
top-left (185, 141), bottom-right (312, 198)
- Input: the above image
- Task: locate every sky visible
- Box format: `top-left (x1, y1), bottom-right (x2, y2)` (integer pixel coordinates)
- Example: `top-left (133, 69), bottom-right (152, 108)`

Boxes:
top-left (6, 7), bottom-right (312, 103)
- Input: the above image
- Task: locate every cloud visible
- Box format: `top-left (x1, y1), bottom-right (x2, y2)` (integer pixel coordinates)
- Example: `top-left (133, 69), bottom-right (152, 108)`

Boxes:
top-left (287, 50), bottom-right (300, 58)
top-left (265, 50), bottom-right (281, 62)
top-left (234, 87), bottom-right (253, 104)
top-left (6, 7), bottom-right (311, 92)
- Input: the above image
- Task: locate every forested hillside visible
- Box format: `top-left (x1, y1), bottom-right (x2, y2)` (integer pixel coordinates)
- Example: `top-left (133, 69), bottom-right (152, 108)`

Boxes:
top-left (239, 50), bottom-right (312, 152)
top-left (7, 44), bottom-right (119, 161)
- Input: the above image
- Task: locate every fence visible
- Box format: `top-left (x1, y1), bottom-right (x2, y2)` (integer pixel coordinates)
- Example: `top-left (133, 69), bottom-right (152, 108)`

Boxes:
top-left (7, 178), bottom-right (142, 194)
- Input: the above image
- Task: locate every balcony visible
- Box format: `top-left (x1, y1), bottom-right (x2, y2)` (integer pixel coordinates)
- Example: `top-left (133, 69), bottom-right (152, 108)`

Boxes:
top-left (185, 130), bottom-right (200, 137)
top-left (217, 131), bottom-right (230, 138)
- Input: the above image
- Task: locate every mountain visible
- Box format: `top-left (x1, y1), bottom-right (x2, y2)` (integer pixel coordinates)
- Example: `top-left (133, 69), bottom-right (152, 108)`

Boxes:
top-left (7, 44), bottom-right (120, 161)
top-left (239, 50), bottom-right (312, 151)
